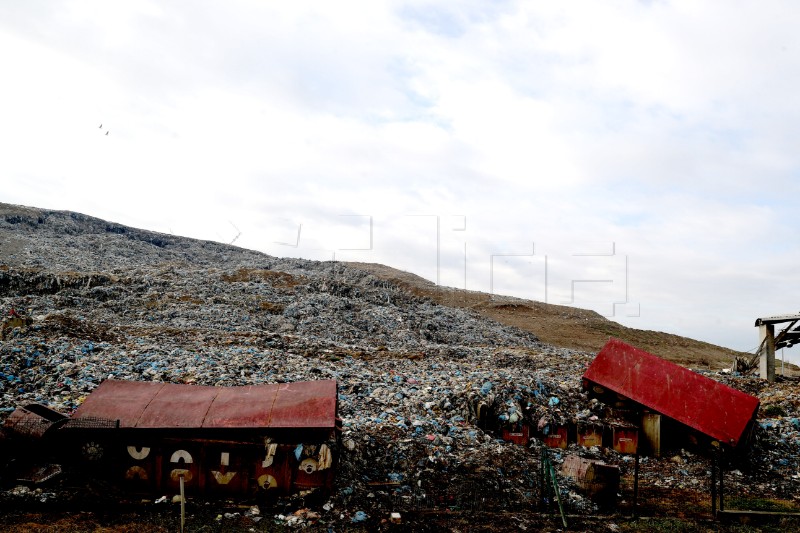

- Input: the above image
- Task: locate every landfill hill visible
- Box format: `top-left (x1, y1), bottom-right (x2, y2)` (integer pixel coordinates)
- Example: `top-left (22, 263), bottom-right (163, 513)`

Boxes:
top-left (1, 201), bottom-right (799, 532)
top-left (0, 202), bottom-right (749, 369)
top-left (345, 262), bottom-right (751, 368)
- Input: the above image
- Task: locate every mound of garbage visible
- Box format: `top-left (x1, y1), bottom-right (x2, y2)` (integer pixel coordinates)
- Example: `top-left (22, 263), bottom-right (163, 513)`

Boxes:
top-left (2, 204), bottom-right (799, 531)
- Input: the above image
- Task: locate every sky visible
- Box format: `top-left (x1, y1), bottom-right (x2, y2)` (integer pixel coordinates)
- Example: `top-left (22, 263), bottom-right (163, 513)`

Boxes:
top-left (1, 1), bottom-right (799, 363)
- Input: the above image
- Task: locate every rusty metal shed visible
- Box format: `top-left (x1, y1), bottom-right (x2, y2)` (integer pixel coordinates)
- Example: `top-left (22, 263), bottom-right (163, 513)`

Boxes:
top-left (71, 379), bottom-right (338, 431)
top-left (583, 339), bottom-right (759, 449)
top-left (4, 379), bottom-right (340, 499)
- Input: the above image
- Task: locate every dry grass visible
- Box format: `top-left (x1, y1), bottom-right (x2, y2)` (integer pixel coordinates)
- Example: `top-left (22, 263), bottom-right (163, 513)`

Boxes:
top-left (221, 268), bottom-right (301, 288)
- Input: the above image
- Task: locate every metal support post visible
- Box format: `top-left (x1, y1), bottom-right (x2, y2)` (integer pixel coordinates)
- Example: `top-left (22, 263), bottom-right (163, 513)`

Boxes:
top-left (718, 448), bottom-right (724, 513)
top-left (633, 449), bottom-right (640, 518)
top-left (711, 451), bottom-right (716, 516)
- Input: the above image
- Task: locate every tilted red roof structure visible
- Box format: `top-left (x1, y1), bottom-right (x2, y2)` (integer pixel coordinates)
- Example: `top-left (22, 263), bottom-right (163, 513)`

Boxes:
top-left (72, 379), bottom-right (338, 430)
top-left (583, 339), bottom-right (760, 448)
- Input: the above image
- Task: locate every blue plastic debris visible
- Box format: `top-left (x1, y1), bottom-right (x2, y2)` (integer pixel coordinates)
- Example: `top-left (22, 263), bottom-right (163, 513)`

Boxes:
top-left (352, 511), bottom-right (368, 522)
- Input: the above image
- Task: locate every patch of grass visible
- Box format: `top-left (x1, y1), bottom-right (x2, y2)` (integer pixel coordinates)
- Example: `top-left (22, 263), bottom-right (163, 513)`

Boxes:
top-left (728, 496), bottom-right (798, 512)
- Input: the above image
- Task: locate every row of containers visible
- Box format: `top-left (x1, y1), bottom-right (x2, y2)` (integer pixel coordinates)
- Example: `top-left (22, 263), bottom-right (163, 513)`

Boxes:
top-left (501, 418), bottom-right (640, 454)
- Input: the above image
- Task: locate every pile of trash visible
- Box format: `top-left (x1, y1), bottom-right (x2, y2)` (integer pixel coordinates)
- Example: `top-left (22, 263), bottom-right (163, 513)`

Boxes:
top-left (2, 205), bottom-right (800, 529)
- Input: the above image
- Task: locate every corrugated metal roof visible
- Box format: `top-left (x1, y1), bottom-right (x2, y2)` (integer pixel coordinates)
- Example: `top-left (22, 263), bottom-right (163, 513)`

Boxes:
top-left (583, 339), bottom-right (759, 447)
top-left (72, 379), bottom-right (338, 429)
top-left (755, 313), bottom-right (800, 326)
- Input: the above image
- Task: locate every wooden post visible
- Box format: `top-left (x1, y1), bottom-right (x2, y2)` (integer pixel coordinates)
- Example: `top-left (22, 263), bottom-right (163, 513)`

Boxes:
top-left (180, 474), bottom-right (185, 533)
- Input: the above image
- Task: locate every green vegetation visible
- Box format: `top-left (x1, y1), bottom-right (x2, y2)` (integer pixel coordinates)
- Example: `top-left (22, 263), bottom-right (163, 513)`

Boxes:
top-left (727, 496), bottom-right (798, 512)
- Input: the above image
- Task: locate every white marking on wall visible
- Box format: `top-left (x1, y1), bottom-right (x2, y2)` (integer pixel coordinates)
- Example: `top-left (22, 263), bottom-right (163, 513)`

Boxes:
top-left (262, 443), bottom-right (277, 467)
top-left (170, 450), bottom-right (193, 464)
top-left (212, 471), bottom-right (237, 485)
top-left (127, 446), bottom-right (151, 460)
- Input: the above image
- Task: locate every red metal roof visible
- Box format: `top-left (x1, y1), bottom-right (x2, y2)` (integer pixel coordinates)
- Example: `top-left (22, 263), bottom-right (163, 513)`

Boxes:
top-left (72, 379), bottom-right (338, 429)
top-left (583, 339), bottom-right (760, 447)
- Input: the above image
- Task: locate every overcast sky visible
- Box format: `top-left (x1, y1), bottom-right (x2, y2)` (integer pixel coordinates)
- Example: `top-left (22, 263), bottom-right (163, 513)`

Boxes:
top-left (1, 1), bottom-right (799, 362)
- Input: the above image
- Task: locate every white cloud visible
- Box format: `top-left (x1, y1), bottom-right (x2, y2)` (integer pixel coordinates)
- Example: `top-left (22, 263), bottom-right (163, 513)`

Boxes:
top-left (2, 1), bottom-right (800, 360)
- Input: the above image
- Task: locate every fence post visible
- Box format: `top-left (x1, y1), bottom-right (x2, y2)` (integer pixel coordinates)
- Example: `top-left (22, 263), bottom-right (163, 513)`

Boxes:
top-left (718, 447), bottom-right (724, 512)
top-left (179, 474), bottom-right (185, 533)
top-left (710, 450), bottom-right (716, 516)
top-left (633, 448), bottom-right (640, 518)
top-left (540, 447), bottom-right (547, 511)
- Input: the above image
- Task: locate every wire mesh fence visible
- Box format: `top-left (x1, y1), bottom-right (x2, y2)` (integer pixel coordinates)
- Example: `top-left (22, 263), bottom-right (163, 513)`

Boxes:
top-left (715, 450), bottom-right (800, 515)
top-left (617, 454), bottom-right (712, 519)
top-left (371, 450), bottom-right (721, 521)
top-left (366, 449), bottom-right (716, 521)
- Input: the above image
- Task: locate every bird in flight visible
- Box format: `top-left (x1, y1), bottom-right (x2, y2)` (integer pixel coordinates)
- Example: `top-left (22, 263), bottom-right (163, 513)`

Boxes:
top-left (99, 124), bottom-right (102, 128)
top-left (105, 131), bottom-right (109, 136)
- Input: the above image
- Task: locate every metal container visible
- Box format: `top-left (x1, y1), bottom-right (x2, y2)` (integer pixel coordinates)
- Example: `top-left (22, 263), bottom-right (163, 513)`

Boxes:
top-left (543, 424), bottom-right (568, 449)
top-left (501, 423), bottom-right (530, 446)
top-left (576, 421), bottom-right (603, 448)
top-left (611, 424), bottom-right (638, 454)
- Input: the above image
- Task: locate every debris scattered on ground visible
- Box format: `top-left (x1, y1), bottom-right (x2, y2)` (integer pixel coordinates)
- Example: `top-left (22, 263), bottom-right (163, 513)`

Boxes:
top-left (2, 204), bottom-right (800, 531)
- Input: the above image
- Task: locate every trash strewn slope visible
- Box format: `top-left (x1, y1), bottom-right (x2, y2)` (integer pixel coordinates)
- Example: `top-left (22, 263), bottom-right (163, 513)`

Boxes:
top-left (1, 202), bottom-right (799, 531)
